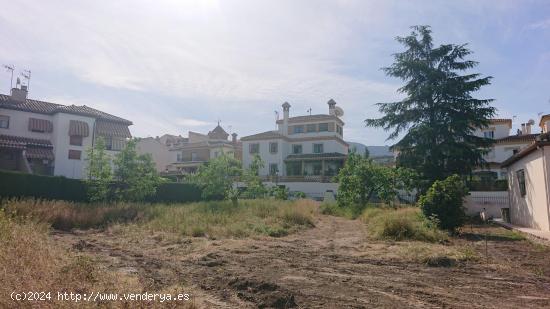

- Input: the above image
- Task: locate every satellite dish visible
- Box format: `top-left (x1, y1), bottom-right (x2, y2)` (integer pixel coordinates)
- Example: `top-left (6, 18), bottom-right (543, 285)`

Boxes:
top-left (528, 119), bottom-right (535, 125)
top-left (334, 106), bottom-right (344, 117)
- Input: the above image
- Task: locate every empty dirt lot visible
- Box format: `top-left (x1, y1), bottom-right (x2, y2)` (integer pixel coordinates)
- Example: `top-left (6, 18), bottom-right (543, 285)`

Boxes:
top-left (55, 215), bottom-right (550, 308)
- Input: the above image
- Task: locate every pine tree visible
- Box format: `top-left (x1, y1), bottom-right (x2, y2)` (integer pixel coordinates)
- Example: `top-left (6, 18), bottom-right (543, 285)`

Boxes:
top-left (366, 25), bottom-right (495, 191)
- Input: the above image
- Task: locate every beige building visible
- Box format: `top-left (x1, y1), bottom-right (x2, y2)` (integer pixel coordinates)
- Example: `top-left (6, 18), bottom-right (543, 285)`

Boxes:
top-left (502, 132), bottom-right (550, 231)
top-left (137, 124), bottom-right (242, 178)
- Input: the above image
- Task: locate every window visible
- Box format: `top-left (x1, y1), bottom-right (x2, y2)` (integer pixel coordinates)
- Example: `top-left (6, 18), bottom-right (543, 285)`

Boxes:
top-left (292, 125), bottom-right (304, 134)
top-left (336, 125), bottom-right (343, 136)
top-left (68, 150), bottom-right (81, 160)
top-left (313, 143), bottom-right (324, 154)
top-left (249, 143), bottom-right (260, 154)
top-left (177, 153), bottom-right (183, 162)
top-left (484, 131), bottom-right (494, 139)
top-left (292, 144), bottom-right (302, 154)
top-left (517, 169), bottom-right (526, 197)
top-left (191, 152), bottom-right (198, 161)
top-left (269, 142), bottom-right (278, 154)
top-left (306, 124), bottom-right (317, 132)
top-left (0, 115), bottom-right (9, 129)
top-left (318, 123), bottom-right (329, 132)
top-left (70, 135), bottom-right (83, 146)
top-left (269, 163), bottom-right (278, 175)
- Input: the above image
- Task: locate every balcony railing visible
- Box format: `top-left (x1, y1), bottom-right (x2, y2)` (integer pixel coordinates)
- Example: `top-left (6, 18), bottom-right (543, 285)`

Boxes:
top-left (259, 175), bottom-right (336, 183)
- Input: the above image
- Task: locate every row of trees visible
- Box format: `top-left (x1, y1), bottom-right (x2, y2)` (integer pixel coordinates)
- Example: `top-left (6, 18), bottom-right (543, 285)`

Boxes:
top-left (86, 138), bottom-right (162, 202)
top-left (188, 154), bottom-right (296, 202)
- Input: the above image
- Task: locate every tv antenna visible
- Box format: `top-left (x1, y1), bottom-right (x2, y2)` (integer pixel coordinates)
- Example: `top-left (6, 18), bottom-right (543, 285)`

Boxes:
top-left (21, 69), bottom-right (31, 90)
top-left (3, 65), bottom-right (14, 89)
top-left (307, 107), bottom-right (312, 115)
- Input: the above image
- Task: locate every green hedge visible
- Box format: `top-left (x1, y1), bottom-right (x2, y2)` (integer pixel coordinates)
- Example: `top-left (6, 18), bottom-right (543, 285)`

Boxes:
top-left (148, 182), bottom-right (203, 203)
top-left (0, 170), bottom-right (88, 202)
top-left (0, 171), bottom-right (203, 203)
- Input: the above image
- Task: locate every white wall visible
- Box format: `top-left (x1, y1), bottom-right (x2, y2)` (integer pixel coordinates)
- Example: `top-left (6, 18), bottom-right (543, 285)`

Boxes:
top-left (0, 108), bottom-right (54, 140)
top-left (51, 113), bottom-right (96, 179)
top-left (242, 139), bottom-right (285, 176)
top-left (473, 123), bottom-right (510, 139)
top-left (507, 149), bottom-right (550, 231)
top-left (464, 191), bottom-right (509, 218)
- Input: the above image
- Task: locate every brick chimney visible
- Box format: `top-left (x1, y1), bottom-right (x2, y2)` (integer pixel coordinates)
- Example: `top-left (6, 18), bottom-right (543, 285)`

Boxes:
top-left (231, 132), bottom-right (238, 143)
top-left (282, 102), bottom-right (291, 136)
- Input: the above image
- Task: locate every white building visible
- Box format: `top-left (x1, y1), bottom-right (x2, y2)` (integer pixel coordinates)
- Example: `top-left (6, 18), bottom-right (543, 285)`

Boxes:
top-left (473, 118), bottom-right (539, 179)
top-left (0, 84), bottom-right (132, 179)
top-left (240, 100), bottom-right (348, 196)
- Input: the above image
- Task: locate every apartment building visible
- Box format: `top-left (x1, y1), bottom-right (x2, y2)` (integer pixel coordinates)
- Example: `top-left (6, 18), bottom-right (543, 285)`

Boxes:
top-left (0, 84), bottom-right (132, 179)
top-left (137, 124), bottom-right (242, 178)
top-left (473, 118), bottom-right (540, 179)
top-left (241, 99), bottom-right (348, 183)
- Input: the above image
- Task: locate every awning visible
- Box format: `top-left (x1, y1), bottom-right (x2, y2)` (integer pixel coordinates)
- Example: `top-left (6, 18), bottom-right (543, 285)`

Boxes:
top-left (96, 120), bottom-right (131, 138)
top-left (25, 147), bottom-right (55, 160)
top-left (0, 134), bottom-right (52, 149)
top-left (28, 118), bottom-right (53, 133)
top-left (69, 120), bottom-right (90, 137)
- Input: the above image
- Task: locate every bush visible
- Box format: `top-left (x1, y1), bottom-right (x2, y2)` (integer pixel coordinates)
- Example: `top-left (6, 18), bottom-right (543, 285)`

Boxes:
top-left (293, 191), bottom-right (307, 199)
top-left (319, 202), bottom-right (357, 219)
top-left (417, 175), bottom-right (468, 232)
top-left (0, 170), bottom-right (87, 202)
top-left (361, 207), bottom-right (447, 242)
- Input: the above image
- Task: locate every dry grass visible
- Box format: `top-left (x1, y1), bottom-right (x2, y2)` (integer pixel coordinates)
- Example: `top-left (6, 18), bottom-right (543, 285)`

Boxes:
top-left (1, 198), bottom-right (318, 238)
top-left (0, 209), bottom-right (209, 308)
top-left (361, 207), bottom-right (448, 242)
top-left (143, 199), bottom-right (317, 238)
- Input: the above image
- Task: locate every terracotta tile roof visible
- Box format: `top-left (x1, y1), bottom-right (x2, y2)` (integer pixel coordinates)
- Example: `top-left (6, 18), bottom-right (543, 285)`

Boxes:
top-left (502, 136), bottom-right (550, 167)
top-left (0, 94), bottom-right (132, 124)
top-left (276, 114), bottom-right (343, 125)
top-left (241, 131), bottom-right (285, 141)
top-left (495, 133), bottom-right (539, 144)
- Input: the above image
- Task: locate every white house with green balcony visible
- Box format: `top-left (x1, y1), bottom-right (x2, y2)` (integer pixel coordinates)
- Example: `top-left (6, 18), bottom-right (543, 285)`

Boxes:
top-left (240, 100), bottom-right (348, 197)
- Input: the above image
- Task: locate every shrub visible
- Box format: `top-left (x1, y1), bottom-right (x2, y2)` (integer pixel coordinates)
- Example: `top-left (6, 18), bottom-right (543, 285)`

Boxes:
top-left (361, 207), bottom-right (447, 242)
top-left (320, 202), bottom-right (357, 219)
top-left (293, 191), bottom-right (307, 199)
top-left (417, 175), bottom-right (468, 232)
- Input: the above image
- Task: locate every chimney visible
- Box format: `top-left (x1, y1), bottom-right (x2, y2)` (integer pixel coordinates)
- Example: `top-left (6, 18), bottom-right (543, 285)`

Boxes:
top-left (525, 123), bottom-right (532, 134)
top-left (328, 99), bottom-right (336, 115)
top-left (520, 123), bottom-right (526, 135)
top-left (231, 132), bottom-right (238, 143)
top-left (282, 102), bottom-right (291, 136)
top-left (10, 84), bottom-right (28, 102)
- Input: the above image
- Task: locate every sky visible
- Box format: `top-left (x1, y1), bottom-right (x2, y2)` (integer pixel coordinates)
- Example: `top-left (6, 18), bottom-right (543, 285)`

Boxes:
top-left (1, 0), bottom-right (549, 145)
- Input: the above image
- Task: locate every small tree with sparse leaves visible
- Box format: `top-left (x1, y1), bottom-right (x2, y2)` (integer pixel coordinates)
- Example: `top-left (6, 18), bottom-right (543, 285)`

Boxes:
top-left (85, 136), bottom-right (112, 202)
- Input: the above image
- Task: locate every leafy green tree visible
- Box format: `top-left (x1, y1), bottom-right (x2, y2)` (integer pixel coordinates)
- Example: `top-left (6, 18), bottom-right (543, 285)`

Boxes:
top-left (85, 136), bottom-right (112, 202)
top-left (366, 25), bottom-right (495, 191)
top-left (418, 174), bottom-right (468, 232)
top-left (113, 139), bottom-right (162, 201)
top-left (189, 154), bottom-right (242, 200)
top-left (336, 152), bottom-right (416, 211)
top-left (242, 154), bottom-right (267, 198)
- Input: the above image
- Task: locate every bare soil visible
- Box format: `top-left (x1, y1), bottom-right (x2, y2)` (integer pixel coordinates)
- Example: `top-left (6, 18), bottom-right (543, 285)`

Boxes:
top-left (53, 215), bottom-right (550, 308)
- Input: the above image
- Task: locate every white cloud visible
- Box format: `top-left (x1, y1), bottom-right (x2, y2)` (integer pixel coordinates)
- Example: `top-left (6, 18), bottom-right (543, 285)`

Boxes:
top-left (527, 18), bottom-right (550, 30)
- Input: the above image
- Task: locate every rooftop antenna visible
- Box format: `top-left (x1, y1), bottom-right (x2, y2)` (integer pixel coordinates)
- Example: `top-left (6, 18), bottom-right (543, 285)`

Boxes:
top-left (217, 119), bottom-right (221, 126)
top-left (3, 64), bottom-right (14, 89)
top-left (21, 69), bottom-right (31, 90)
top-left (307, 107), bottom-right (312, 115)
